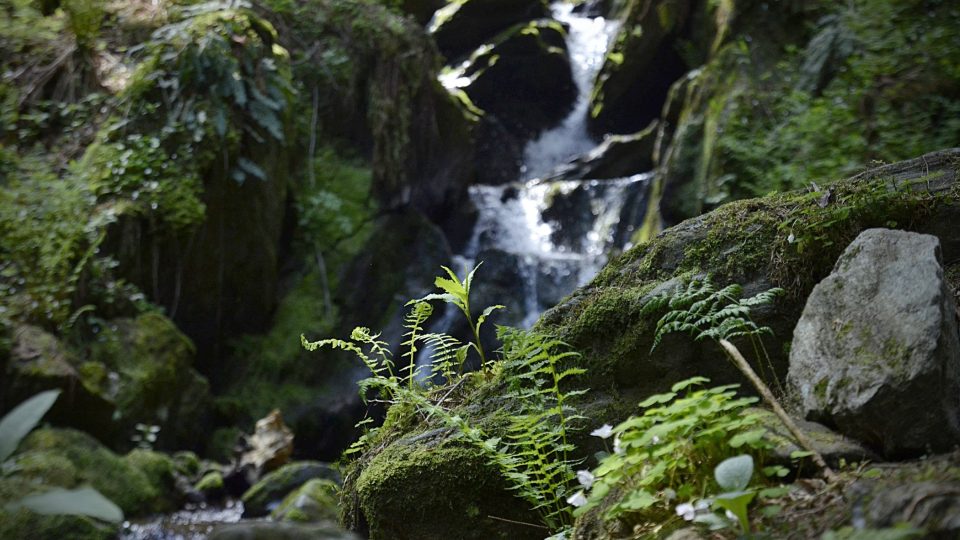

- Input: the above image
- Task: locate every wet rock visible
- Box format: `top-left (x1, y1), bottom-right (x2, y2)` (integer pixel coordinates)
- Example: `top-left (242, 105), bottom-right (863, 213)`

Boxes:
top-left (239, 410), bottom-right (295, 477)
top-left (271, 478), bottom-right (340, 523)
top-left (588, 0), bottom-right (692, 136)
top-left (846, 451), bottom-right (960, 538)
top-left (548, 121), bottom-right (658, 181)
top-left (788, 229), bottom-right (960, 458)
top-left (537, 257), bottom-right (583, 308)
top-left (749, 408), bottom-right (878, 469)
top-left (470, 248), bottom-right (528, 328)
top-left (241, 461), bottom-right (340, 518)
top-left (458, 20), bottom-right (577, 141)
top-left (429, 0), bottom-right (548, 61)
top-left (3, 325), bottom-right (116, 443)
top-left (209, 521), bottom-right (361, 540)
top-left (474, 114), bottom-right (525, 185)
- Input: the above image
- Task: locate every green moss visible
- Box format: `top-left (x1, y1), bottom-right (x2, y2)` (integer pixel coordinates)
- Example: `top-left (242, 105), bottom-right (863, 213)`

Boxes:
top-left (18, 428), bottom-right (171, 516)
top-left (195, 471), bottom-right (225, 495)
top-left (125, 449), bottom-right (179, 505)
top-left (272, 478), bottom-right (339, 523)
top-left (0, 507), bottom-right (117, 540)
top-left (350, 441), bottom-right (540, 540)
top-left (242, 461), bottom-right (338, 517)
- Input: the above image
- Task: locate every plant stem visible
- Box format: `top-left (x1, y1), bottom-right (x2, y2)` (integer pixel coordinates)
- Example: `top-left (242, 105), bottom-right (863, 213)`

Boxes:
top-left (718, 339), bottom-right (838, 483)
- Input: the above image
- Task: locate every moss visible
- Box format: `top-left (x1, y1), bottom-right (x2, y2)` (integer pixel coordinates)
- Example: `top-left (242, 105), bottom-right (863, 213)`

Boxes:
top-left (350, 441), bottom-right (541, 540)
top-left (272, 478), bottom-right (339, 523)
top-left (242, 461), bottom-right (339, 518)
top-left (0, 507), bottom-right (117, 540)
top-left (173, 450), bottom-right (201, 477)
top-left (18, 428), bottom-right (170, 516)
top-left (124, 449), bottom-right (179, 507)
top-left (195, 471), bottom-right (225, 496)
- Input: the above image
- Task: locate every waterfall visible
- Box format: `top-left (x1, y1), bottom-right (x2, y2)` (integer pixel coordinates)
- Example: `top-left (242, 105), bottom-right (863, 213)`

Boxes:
top-left (521, 3), bottom-right (619, 180)
top-left (420, 2), bottom-right (646, 375)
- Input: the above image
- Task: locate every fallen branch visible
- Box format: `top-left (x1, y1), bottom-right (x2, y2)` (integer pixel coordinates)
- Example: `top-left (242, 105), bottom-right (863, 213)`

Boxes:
top-left (719, 339), bottom-right (838, 483)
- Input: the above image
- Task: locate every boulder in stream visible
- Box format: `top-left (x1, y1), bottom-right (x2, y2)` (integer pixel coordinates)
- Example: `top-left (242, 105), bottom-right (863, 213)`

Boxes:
top-left (239, 409), bottom-right (295, 478)
top-left (242, 461), bottom-right (340, 518)
top-left (787, 228), bottom-right (960, 458)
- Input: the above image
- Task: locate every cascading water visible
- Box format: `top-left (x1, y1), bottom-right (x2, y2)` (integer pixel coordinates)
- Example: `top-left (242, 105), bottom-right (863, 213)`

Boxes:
top-left (521, 2), bottom-right (618, 181)
top-left (413, 1), bottom-right (656, 380)
top-left (430, 3), bottom-right (650, 341)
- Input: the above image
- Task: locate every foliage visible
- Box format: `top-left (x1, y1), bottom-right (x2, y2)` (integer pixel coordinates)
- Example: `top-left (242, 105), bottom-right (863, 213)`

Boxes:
top-left (473, 327), bottom-right (585, 531)
top-left (0, 390), bottom-right (61, 462)
top-left (643, 277), bottom-right (784, 392)
top-left (0, 391), bottom-right (124, 523)
top-left (6, 487), bottom-right (122, 523)
top-left (414, 264), bottom-right (503, 366)
top-left (713, 0), bottom-right (960, 198)
top-left (304, 265), bottom-right (585, 534)
top-left (573, 378), bottom-right (776, 529)
top-left (707, 454), bottom-right (757, 532)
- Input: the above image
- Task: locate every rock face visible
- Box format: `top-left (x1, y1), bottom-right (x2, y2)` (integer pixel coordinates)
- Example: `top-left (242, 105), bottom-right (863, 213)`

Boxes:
top-left (3, 326), bottom-right (116, 442)
top-left (459, 20), bottom-right (577, 141)
top-left (788, 228), bottom-right (960, 458)
top-left (242, 461), bottom-right (340, 518)
top-left (429, 0), bottom-right (549, 61)
top-left (587, 0), bottom-right (691, 136)
top-left (546, 121), bottom-right (658, 182)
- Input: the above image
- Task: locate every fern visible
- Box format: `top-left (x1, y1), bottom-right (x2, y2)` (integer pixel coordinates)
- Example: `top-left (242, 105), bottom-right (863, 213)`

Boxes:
top-left (414, 264), bottom-right (503, 366)
top-left (644, 277), bottom-right (784, 392)
top-left (303, 266), bottom-right (588, 535)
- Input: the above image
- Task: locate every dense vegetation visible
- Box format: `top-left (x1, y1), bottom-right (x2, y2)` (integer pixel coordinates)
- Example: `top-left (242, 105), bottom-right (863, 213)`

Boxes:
top-left (1, 0), bottom-right (959, 538)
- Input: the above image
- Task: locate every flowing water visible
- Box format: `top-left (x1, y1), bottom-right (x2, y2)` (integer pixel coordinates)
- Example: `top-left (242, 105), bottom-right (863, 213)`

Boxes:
top-left (437, 3), bottom-right (648, 331)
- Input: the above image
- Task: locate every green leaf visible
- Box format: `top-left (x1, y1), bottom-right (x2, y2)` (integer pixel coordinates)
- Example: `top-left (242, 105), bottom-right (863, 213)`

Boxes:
top-left (671, 376), bottom-right (710, 393)
top-left (715, 454), bottom-right (754, 491)
top-left (0, 390), bottom-right (60, 462)
top-left (617, 489), bottom-right (657, 510)
top-left (714, 490), bottom-right (756, 532)
top-left (6, 486), bottom-right (124, 523)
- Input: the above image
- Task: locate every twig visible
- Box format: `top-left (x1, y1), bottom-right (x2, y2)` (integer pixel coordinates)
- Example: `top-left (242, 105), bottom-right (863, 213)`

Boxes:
top-left (719, 339), bottom-right (838, 483)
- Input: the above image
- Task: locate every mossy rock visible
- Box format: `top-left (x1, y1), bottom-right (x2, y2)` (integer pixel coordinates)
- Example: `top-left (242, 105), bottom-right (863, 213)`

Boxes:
top-left (271, 478), bottom-right (340, 523)
top-left (242, 461), bottom-right (340, 518)
top-left (195, 471), bottom-right (226, 500)
top-left (0, 507), bottom-right (117, 540)
top-left (16, 428), bottom-right (176, 516)
top-left (124, 449), bottom-right (182, 507)
top-left (87, 312), bottom-right (212, 450)
top-left (345, 436), bottom-right (542, 540)
top-left (3, 325), bottom-right (117, 442)
top-left (341, 150), bottom-right (960, 540)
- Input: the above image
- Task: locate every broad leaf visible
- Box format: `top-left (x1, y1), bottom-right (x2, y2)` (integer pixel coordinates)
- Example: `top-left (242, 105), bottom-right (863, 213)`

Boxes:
top-left (6, 486), bottom-right (123, 523)
top-left (0, 390), bottom-right (60, 462)
top-left (715, 454), bottom-right (754, 491)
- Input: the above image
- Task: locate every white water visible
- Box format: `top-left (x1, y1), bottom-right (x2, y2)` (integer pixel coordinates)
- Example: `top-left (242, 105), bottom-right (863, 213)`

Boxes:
top-left (420, 1), bottom-right (642, 372)
top-left (521, 3), bottom-right (619, 180)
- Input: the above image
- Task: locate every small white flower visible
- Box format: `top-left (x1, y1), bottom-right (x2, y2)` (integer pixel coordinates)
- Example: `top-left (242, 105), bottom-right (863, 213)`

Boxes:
top-left (590, 424), bottom-right (614, 439)
top-left (662, 488), bottom-right (677, 501)
top-left (566, 490), bottom-right (588, 508)
top-left (695, 499), bottom-right (711, 512)
top-left (576, 470), bottom-right (595, 489)
top-left (787, 233), bottom-right (796, 244)
top-left (651, 435), bottom-right (661, 445)
top-left (613, 434), bottom-right (624, 455)
top-left (675, 502), bottom-right (696, 521)
top-left (725, 509), bottom-right (737, 521)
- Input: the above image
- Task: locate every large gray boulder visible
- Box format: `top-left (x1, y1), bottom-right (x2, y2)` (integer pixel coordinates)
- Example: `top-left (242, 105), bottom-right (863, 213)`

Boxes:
top-left (788, 228), bottom-right (960, 458)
